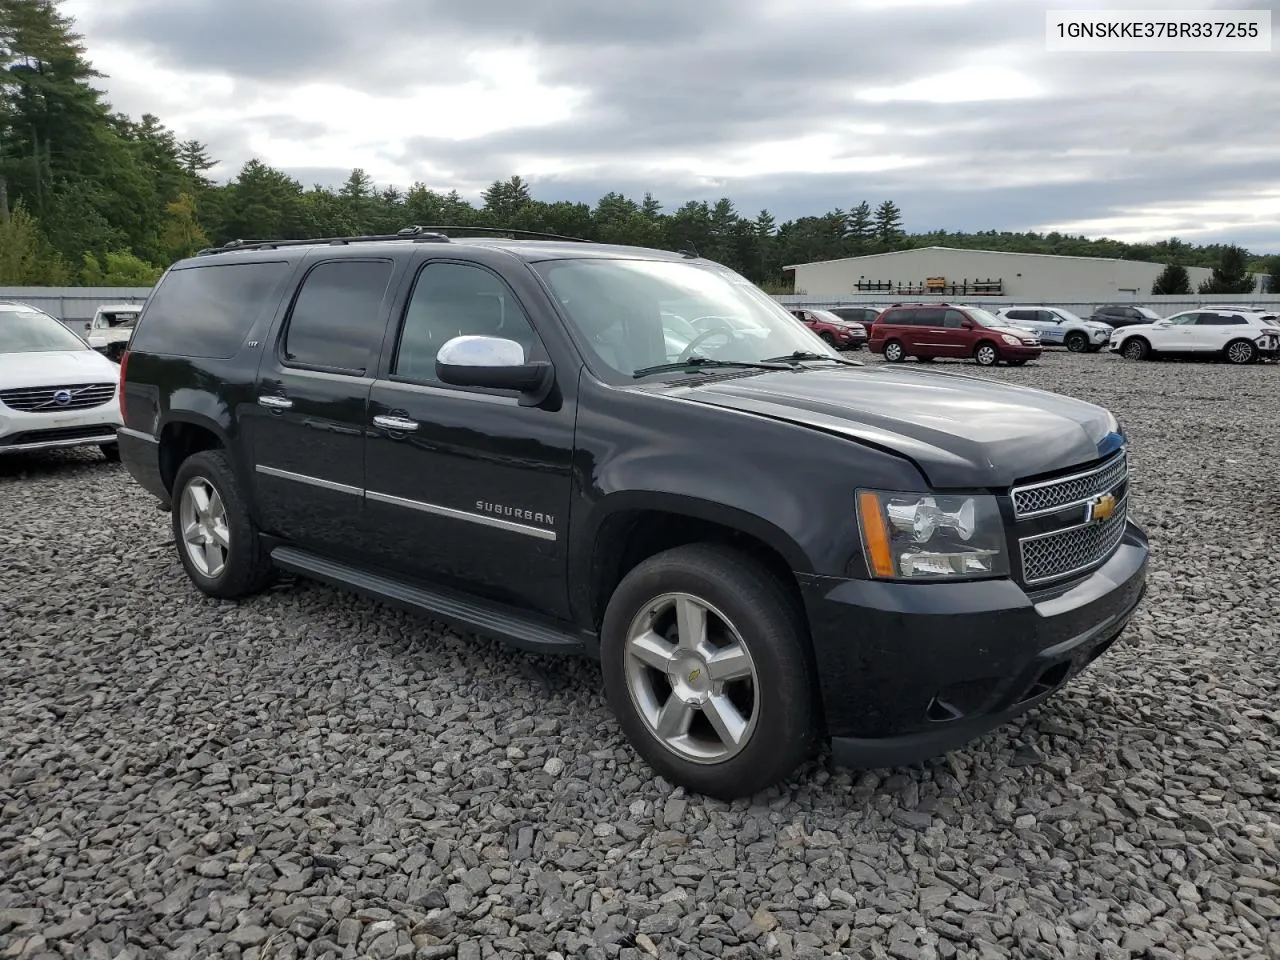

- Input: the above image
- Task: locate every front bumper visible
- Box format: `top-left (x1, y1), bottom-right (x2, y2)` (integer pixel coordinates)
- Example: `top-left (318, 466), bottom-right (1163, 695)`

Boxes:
top-left (1001, 343), bottom-right (1043, 360)
top-left (0, 402), bottom-right (122, 455)
top-left (799, 520), bottom-right (1149, 768)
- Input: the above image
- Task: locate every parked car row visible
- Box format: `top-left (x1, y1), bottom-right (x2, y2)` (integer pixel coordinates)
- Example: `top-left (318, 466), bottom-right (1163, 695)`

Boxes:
top-left (784, 301), bottom-right (1279, 367)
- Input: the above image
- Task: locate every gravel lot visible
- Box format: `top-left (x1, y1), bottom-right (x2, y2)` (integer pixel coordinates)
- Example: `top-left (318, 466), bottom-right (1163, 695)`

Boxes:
top-left (2, 350), bottom-right (1278, 960)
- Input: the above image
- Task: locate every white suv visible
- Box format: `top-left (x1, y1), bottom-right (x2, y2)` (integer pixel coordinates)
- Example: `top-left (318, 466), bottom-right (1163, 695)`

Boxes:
top-left (992, 306), bottom-right (1112, 353)
top-left (0, 301), bottom-right (123, 459)
top-left (1110, 309), bottom-right (1280, 364)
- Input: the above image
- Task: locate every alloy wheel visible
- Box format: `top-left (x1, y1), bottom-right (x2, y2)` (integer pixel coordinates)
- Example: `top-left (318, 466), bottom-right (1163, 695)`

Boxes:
top-left (622, 592), bottom-right (760, 764)
top-left (179, 477), bottom-right (230, 578)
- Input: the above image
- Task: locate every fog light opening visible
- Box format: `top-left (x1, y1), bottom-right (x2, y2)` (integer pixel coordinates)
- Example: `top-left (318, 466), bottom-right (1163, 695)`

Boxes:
top-left (1016, 661), bottom-right (1071, 705)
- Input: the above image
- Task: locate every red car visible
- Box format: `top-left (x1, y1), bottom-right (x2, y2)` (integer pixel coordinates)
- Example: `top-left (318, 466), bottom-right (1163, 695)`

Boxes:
top-left (789, 308), bottom-right (868, 350)
top-left (868, 303), bottom-right (1042, 366)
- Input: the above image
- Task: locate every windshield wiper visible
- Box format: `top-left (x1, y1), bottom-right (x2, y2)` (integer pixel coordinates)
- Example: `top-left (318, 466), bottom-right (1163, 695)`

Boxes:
top-left (632, 356), bottom-right (793, 379)
top-left (760, 351), bottom-right (864, 367)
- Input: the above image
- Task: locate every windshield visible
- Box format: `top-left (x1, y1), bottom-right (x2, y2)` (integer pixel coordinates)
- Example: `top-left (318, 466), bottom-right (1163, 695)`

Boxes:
top-left (533, 258), bottom-right (832, 378)
top-left (0, 308), bottom-right (90, 354)
top-left (811, 309), bottom-right (853, 325)
top-left (966, 307), bottom-right (1006, 328)
top-left (99, 310), bottom-right (139, 328)
top-left (1136, 307), bottom-right (1162, 320)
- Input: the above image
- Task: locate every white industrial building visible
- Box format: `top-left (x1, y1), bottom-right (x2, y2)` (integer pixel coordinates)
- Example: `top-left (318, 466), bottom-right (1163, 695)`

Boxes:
top-left (783, 246), bottom-right (1226, 302)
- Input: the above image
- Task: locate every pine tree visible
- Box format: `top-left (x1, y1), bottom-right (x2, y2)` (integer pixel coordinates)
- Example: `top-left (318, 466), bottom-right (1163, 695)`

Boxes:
top-left (872, 200), bottom-right (904, 244)
top-left (1197, 245), bottom-right (1256, 294)
top-left (1151, 263), bottom-right (1191, 295)
top-left (846, 201), bottom-right (873, 250)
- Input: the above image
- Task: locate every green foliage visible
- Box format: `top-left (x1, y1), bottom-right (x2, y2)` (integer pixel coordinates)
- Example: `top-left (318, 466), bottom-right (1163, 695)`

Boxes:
top-left (1197, 245), bottom-right (1256, 295)
top-left (1151, 263), bottom-right (1191, 296)
top-left (0, 1), bottom-right (1272, 290)
top-left (80, 249), bottom-right (162, 286)
top-left (0, 201), bottom-right (68, 282)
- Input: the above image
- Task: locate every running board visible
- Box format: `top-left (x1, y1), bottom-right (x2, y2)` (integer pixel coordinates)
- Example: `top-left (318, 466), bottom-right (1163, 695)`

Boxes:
top-left (269, 545), bottom-right (591, 656)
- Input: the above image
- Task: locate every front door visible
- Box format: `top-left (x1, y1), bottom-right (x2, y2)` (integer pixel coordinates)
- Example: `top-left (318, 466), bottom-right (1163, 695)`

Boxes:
top-left (362, 258), bottom-right (576, 620)
top-left (247, 256), bottom-right (401, 553)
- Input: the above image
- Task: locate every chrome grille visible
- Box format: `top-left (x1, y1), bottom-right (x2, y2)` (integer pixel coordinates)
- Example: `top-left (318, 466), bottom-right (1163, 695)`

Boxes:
top-left (1012, 451), bottom-right (1127, 517)
top-left (1020, 494), bottom-right (1129, 585)
top-left (0, 382), bottom-right (116, 412)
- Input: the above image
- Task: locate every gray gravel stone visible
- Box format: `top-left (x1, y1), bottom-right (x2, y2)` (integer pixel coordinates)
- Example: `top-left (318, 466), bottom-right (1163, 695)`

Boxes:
top-left (0, 352), bottom-right (1277, 959)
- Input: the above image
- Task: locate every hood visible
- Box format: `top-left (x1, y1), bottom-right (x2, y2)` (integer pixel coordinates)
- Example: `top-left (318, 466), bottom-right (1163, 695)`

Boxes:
top-left (991, 325), bottom-right (1039, 340)
top-left (645, 365), bottom-right (1119, 488)
top-left (0, 348), bottom-right (120, 389)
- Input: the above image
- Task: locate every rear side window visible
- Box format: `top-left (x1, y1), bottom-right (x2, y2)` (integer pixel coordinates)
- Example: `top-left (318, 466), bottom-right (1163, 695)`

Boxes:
top-left (130, 261), bottom-right (290, 359)
top-left (915, 308), bottom-right (945, 325)
top-left (282, 259), bottom-right (395, 373)
top-left (881, 310), bottom-right (912, 325)
top-left (1005, 310), bottom-right (1032, 321)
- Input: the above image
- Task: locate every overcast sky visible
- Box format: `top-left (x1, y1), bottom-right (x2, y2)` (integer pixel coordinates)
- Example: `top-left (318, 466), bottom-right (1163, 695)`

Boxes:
top-left (62, 0), bottom-right (1280, 252)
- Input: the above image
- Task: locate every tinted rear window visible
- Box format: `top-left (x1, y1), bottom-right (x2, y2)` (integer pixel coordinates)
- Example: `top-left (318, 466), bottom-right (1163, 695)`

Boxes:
top-left (282, 259), bottom-right (395, 373)
top-left (131, 261), bottom-right (291, 358)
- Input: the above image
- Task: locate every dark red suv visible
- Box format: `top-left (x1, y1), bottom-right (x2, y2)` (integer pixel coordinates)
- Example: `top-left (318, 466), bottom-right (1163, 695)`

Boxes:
top-left (868, 304), bottom-right (1042, 366)
top-left (789, 308), bottom-right (868, 350)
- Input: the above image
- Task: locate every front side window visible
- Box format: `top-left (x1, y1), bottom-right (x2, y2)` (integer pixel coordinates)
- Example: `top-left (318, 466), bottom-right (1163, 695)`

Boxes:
top-left (0, 307), bottom-right (90, 354)
top-left (394, 261), bottom-right (543, 383)
top-left (966, 308), bottom-right (1005, 328)
top-left (1167, 312), bottom-right (1199, 325)
top-left (283, 259), bottom-right (395, 372)
top-left (532, 258), bottom-right (827, 378)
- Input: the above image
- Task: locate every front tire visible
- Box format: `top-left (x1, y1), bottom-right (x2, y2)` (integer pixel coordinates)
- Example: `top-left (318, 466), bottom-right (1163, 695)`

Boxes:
top-left (171, 450), bottom-right (276, 600)
top-left (600, 544), bottom-right (816, 800)
top-left (883, 339), bottom-right (906, 362)
top-left (1064, 332), bottom-right (1089, 353)
top-left (974, 342), bottom-right (1000, 366)
top-left (1224, 339), bottom-right (1257, 364)
top-left (100, 442), bottom-right (120, 462)
top-left (1121, 337), bottom-right (1150, 361)
top-left (819, 332), bottom-right (836, 346)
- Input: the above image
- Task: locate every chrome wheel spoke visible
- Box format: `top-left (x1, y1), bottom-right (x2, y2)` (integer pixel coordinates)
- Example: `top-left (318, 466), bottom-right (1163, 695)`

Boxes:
top-left (189, 482), bottom-right (211, 517)
top-left (705, 642), bottom-right (752, 682)
top-left (209, 520), bottom-right (231, 549)
top-left (674, 597), bottom-right (707, 650)
top-left (629, 629), bottom-right (677, 671)
top-left (202, 540), bottom-right (223, 575)
top-left (182, 521), bottom-right (203, 544)
top-left (655, 697), bottom-right (695, 740)
top-left (703, 693), bottom-right (749, 747)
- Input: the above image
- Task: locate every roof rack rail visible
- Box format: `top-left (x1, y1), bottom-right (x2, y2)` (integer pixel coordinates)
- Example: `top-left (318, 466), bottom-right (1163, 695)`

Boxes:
top-left (194, 225), bottom-right (453, 256)
top-left (405, 225), bottom-right (599, 243)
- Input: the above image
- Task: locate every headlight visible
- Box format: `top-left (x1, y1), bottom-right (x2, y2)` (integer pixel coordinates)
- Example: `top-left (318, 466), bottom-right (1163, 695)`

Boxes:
top-left (1000, 334), bottom-right (1021, 345)
top-left (856, 490), bottom-right (1009, 580)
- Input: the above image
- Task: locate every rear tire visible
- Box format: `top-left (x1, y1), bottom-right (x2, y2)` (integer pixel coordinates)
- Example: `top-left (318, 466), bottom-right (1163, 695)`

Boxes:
top-left (1121, 337), bottom-right (1150, 361)
top-left (100, 442), bottom-right (120, 463)
top-left (974, 342), bottom-right (1000, 366)
top-left (883, 339), bottom-right (906, 362)
top-left (1064, 332), bottom-right (1089, 353)
top-left (819, 332), bottom-right (836, 346)
top-left (600, 544), bottom-right (817, 801)
top-left (171, 449), bottom-right (276, 600)
top-left (1224, 339), bottom-right (1257, 364)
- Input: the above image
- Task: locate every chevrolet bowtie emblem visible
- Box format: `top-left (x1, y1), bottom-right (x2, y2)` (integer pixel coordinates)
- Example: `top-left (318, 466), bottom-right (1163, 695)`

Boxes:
top-left (1087, 492), bottom-right (1117, 523)
top-left (687, 668), bottom-right (701, 683)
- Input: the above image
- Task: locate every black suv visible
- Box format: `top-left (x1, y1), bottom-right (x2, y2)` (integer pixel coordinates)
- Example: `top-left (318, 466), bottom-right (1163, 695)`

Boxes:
top-left (116, 227), bottom-right (1149, 799)
top-left (1089, 304), bottom-right (1164, 328)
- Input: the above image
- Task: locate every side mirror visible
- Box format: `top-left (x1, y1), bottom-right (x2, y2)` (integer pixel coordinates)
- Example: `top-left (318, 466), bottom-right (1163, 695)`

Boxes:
top-left (435, 335), bottom-right (553, 405)
top-left (84, 322), bottom-right (92, 330)
top-left (960, 320), bottom-right (974, 329)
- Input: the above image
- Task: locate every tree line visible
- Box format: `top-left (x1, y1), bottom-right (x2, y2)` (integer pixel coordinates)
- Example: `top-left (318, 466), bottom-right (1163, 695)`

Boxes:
top-left (1, 0), bottom-right (1277, 292)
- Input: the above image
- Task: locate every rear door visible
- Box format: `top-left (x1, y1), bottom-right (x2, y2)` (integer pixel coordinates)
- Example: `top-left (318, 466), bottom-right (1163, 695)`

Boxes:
top-left (914, 308), bottom-right (961, 357)
top-left (1189, 313), bottom-right (1249, 352)
top-left (246, 256), bottom-right (403, 553)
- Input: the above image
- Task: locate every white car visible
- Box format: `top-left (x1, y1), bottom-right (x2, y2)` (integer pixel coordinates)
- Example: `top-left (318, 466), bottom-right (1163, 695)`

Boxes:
top-left (83, 303), bottom-right (142, 361)
top-left (0, 301), bottom-right (123, 459)
top-left (992, 306), bottom-right (1112, 353)
top-left (1109, 308), bottom-right (1280, 365)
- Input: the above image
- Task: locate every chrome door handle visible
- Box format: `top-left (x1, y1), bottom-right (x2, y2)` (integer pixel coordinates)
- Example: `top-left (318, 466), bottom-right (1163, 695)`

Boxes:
top-left (373, 415), bottom-right (419, 432)
top-left (257, 395), bottom-right (293, 410)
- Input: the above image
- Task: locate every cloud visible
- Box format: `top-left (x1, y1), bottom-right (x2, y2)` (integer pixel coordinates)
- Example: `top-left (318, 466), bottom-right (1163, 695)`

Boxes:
top-left (61, 0), bottom-right (1280, 251)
